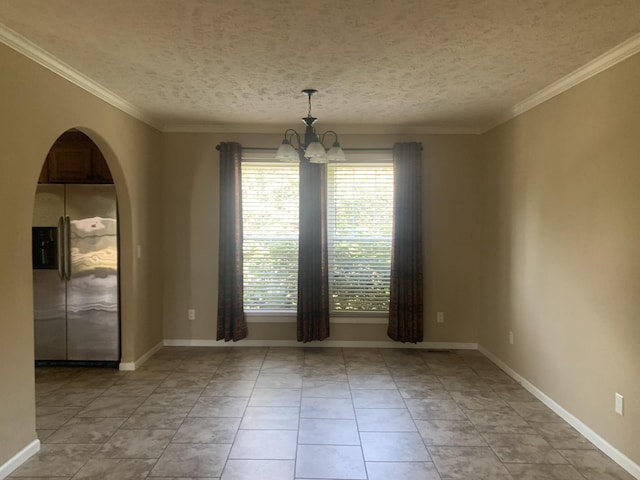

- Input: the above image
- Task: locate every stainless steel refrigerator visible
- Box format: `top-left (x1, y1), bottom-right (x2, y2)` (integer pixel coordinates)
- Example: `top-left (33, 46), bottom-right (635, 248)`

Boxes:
top-left (32, 184), bottom-right (119, 363)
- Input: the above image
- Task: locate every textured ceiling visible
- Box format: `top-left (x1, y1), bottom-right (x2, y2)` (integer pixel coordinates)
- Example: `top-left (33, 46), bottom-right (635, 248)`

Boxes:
top-left (0, 0), bottom-right (639, 132)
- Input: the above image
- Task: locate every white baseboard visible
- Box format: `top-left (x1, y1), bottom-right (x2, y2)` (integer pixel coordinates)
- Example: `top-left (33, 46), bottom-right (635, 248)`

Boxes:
top-left (478, 345), bottom-right (640, 479)
top-left (118, 341), bottom-right (164, 371)
top-left (164, 338), bottom-right (477, 350)
top-left (0, 439), bottom-right (40, 480)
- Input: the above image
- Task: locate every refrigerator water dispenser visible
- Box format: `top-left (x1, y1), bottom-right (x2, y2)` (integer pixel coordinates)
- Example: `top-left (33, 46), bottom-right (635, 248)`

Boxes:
top-left (32, 226), bottom-right (58, 270)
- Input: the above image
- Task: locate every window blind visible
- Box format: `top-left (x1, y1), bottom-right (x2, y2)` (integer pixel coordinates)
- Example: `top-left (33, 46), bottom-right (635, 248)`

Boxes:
top-left (327, 163), bottom-right (394, 311)
top-left (242, 163), bottom-right (299, 310)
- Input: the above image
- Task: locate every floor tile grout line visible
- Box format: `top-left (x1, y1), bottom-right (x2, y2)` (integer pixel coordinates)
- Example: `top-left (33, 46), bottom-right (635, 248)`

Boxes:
top-left (142, 353), bottom-right (213, 479)
top-left (138, 349), bottom-right (219, 478)
top-left (215, 347), bottom-right (264, 478)
top-left (343, 347), bottom-right (371, 480)
top-left (383, 348), bottom-right (444, 479)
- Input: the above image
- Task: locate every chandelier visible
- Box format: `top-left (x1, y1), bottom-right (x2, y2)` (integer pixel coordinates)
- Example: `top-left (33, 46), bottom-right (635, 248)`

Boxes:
top-left (275, 89), bottom-right (346, 163)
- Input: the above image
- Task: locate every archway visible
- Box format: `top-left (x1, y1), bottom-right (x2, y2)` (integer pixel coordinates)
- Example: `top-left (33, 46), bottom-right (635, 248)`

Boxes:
top-left (32, 128), bottom-right (133, 367)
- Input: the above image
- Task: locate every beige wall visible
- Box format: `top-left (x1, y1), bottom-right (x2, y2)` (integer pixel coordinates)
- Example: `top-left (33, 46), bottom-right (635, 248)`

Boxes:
top-left (481, 53), bottom-right (640, 464)
top-left (0, 43), bottom-right (164, 466)
top-left (162, 132), bottom-right (484, 344)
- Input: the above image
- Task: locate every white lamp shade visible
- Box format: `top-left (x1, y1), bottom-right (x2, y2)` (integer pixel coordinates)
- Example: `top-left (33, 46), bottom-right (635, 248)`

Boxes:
top-left (326, 144), bottom-right (346, 162)
top-left (276, 142), bottom-right (300, 162)
top-left (304, 141), bottom-right (328, 163)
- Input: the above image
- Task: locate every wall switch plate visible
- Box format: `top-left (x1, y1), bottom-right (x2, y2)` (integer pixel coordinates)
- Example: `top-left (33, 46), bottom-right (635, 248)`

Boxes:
top-left (437, 312), bottom-right (444, 323)
top-left (509, 331), bottom-right (514, 345)
top-left (136, 244), bottom-right (142, 259)
top-left (615, 393), bottom-right (624, 415)
top-left (188, 309), bottom-right (196, 321)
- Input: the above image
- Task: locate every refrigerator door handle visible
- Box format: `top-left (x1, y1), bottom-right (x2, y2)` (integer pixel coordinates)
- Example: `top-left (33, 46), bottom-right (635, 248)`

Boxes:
top-left (64, 216), bottom-right (71, 280)
top-left (57, 216), bottom-right (65, 280)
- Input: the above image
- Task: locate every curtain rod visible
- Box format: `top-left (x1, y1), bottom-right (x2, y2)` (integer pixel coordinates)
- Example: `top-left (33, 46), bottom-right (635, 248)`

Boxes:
top-left (240, 147), bottom-right (394, 152)
top-left (216, 144), bottom-right (423, 152)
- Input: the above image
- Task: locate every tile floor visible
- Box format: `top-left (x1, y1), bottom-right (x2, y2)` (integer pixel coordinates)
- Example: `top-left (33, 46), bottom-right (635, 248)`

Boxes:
top-left (10, 347), bottom-right (635, 479)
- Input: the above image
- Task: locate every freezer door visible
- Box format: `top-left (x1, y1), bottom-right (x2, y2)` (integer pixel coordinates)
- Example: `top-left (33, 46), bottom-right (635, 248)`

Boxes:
top-left (33, 185), bottom-right (66, 360)
top-left (33, 185), bottom-right (65, 227)
top-left (33, 270), bottom-right (67, 360)
top-left (65, 185), bottom-right (119, 361)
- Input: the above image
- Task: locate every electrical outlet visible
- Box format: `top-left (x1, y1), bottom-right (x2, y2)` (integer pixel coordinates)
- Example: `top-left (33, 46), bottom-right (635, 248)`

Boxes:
top-left (188, 309), bottom-right (196, 321)
top-left (437, 312), bottom-right (444, 323)
top-left (509, 331), bottom-right (514, 345)
top-left (615, 393), bottom-right (624, 416)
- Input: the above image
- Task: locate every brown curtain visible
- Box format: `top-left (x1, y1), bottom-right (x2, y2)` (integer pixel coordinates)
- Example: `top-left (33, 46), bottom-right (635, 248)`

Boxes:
top-left (216, 142), bottom-right (248, 341)
top-left (297, 159), bottom-right (330, 342)
top-left (388, 142), bottom-right (424, 343)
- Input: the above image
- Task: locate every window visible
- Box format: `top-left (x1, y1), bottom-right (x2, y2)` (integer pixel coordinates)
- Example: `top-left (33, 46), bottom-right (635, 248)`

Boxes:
top-left (242, 163), bottom-right (299, 310)
top-left (328, 163), bottom-right (393, 311)
top-left (242, 157), bottom-right (393, 313)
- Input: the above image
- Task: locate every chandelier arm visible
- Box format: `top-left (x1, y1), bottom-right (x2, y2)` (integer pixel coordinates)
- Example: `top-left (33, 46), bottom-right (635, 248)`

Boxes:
top-left (284, 128), bottom-right (302, 149)
top-left (319, 130), bottom-right (339, 147)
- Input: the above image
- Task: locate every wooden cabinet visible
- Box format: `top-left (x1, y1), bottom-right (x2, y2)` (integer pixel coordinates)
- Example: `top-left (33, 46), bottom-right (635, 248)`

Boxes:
top-left (39, 131), bottom-right (113, 184)
top-left (91, 149), bottom-right (113, 183)
top-left (47, 146), bottom-right (93, 183)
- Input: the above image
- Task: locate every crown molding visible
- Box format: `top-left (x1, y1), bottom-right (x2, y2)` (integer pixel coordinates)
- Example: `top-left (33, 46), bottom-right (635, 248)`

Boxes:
top-left (0, 23), bottom-right (162, 131)
top-left (486, 32), bottom-right (640, 132)
top-left (162, 122), bottom-right (482, 135)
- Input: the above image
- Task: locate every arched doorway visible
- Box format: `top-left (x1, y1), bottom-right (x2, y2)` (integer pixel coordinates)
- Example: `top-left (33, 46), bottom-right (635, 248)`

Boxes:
top-left (32, 129), bottom-right (120, 366)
